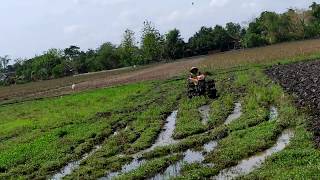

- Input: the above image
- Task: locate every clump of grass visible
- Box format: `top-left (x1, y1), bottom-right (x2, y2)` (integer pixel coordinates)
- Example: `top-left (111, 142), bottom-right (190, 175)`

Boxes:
top-left (115, 154), bottom-right (183, 180)
top-left (242, 125), bottom-right (320, 179)
top-left (66, 80), bottom-right (183, 178)
top-left (64, 155), bottom-right (133, 180)
top-left (173, 96), bottom-right (208, 139)
top-left (205, 121), bottom-right (282, 167)
top-left (208, 93), bottom-right (235, 128)
top-left (142, 125), bottom-right (228, 160)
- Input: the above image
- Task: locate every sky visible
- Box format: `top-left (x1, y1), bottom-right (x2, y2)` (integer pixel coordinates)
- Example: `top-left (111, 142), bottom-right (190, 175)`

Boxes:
top-left (0, 0), bottom-right (319, 61)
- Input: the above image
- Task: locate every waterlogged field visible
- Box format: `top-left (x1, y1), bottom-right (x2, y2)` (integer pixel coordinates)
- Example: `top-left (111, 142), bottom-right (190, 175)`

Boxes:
top-left (1, 40), bottom-right (320, 179)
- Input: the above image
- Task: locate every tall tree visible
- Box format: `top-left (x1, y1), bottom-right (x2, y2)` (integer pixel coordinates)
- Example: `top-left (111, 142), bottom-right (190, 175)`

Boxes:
top-left (119, 29), bottom-right (139, 66)
top-left (226, 22), bottom-right (242, 40)
top-left (0, 55), bottom-right (10, 72)
top-left (141, 21), bottom-right (164, 64)
top-left (93, 42), bottom-right (121, 71)
top-left (164, 29), bottom-right (185, 60)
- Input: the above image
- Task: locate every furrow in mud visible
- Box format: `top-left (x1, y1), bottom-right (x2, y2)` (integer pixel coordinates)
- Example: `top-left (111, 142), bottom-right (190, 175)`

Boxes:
top-left (150, 140), bottom-right (218, 180)
top-left (266, 60), bottom-right (320, 147)
top-left (224, 103), bottom-right (242, 125)
top-left (51, 130), bottom-right (120, 180)
top-left (101, 110), bottom-right (179, 180)
top-left (150, 103), bottom-right (243, 179)
top-left (199, 105), bottom-right (211, 125)
top-left (269, 106), bottom-right (278, 121)
top-left (212, 129), bottom-right (294, 180)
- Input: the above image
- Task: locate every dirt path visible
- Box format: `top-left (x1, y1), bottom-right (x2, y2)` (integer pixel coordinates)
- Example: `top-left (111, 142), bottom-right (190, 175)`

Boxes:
top-left (0, 56), bottom-right (204, 104)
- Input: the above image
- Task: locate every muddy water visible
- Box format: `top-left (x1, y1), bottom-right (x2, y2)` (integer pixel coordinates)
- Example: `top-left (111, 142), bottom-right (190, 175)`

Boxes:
top-left (224, 103), bottom-right (242, 125)
top-left (150, 140), bottom-right (218, 180)
top-left (51, 130), bottom-right (120, 180)
top-left (51, 145), bottom-right (102, 180)
top-left (213, 129), bottom-right (294, 180)
top-left (198, 105), bottom-right (210, 125)
top-left (269, 106), bottom-right (278, 121)
top-left (150, 103), bottom-right (244, 180)
top-left (101, 110), bottom-right (179, 180)
top-left (149, 110), bottom-right (178, 149)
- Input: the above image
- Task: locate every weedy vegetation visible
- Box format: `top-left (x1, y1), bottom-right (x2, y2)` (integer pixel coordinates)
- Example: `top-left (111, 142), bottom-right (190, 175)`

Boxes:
top-left (1, 40), bottom-right (320, 179)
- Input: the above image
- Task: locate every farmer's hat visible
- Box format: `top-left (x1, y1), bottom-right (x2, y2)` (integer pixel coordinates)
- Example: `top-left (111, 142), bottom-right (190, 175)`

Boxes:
top-left (190, 67), bottom-right (199, 74)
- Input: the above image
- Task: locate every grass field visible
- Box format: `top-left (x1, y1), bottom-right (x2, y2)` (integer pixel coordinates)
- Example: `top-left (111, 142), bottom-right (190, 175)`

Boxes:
top-left (2, 39), bottom-right (320, 105)
top-left (1, 39), bottom-right (320, 179)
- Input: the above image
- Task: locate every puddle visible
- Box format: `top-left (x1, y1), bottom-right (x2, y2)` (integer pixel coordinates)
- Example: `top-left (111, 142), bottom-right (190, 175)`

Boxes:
top-left (224, 103), bottom-right (242, 125)
top-left (150, 140), bottom-right (218, 180)
top-left (149, 110), bottom-right (178, 149)
top-left (101, 157), bottom-right (147, 180)
top-left (51, 145), bottom-right (102, 180)
top-left (204, 140), bottom-right (218, 152)
top-left (269, 106), bottom-right (278, 121)
top-left (101, 110), bottom-right (179, 180)
top-left (213, 129), bottom-right (294, 180)
top-left (51, 130), bottom-right (121, 180)
top-left (198, 105), bottom-right (210, 125)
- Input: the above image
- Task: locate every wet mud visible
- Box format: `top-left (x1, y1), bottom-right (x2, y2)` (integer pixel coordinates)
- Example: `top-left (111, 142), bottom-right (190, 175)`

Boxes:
top-left (269, 106), bottom-right (278, 121)
top-left (224, 103), bottom-right (242, 125)
top-left (267, 61), bottom-right (320, 147)
top-left (51, 130), bottom-right (120, 180)
top-left (101, 110), bottom-right (179, 180)
top-left (150, 140), bottom-right (218, 180)
top-left (213, 129), bottom-right (294, 180)
top-left (198, 105), bottom-right (211, 125)
top-left (51, 145), bottom-right (103, 180)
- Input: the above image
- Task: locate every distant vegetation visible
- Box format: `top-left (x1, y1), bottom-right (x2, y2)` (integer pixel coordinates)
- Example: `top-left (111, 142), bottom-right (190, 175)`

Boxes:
top-left (1, 2), bottom-right (320, 85)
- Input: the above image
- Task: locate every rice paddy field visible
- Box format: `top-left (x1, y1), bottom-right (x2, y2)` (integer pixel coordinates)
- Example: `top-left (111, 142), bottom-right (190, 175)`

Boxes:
top-left (1, 39), bottom-right (320, 179)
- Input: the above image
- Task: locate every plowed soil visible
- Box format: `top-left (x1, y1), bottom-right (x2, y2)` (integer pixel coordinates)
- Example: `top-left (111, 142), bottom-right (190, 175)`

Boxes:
top-left (266, 60), bottom-right (320, 147)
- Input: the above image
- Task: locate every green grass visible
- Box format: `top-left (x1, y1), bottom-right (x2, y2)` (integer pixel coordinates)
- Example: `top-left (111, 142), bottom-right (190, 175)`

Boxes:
top-left (242, 125), bottom-right (320, 179)
top-left (173, 96), bottom-right (208, 139)
top-left (208, 93), bottom-right (235, 128)
top-left (2, 51), bottom-right (320, 179)
top-left (115, 154), bottom-right (183, 180)
top-left (65, 80), bottom-right (183, 179)
top-left (174, 68), bottom-right (302, 179)
top-left (0, 80), bottom-right (183, 179)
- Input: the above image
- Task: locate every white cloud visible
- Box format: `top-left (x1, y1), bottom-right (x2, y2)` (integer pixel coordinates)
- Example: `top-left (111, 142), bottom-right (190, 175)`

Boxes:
top-left (72, 0), bottom-right (130, 6)
top-left (210, 0), bottom-right (229, 7)
top-left (241, 1), bottom-right (257, 8)
top-left (0, 0), bottom-right (317, 59)
top-left (63, 25), bottom-right (81, 34)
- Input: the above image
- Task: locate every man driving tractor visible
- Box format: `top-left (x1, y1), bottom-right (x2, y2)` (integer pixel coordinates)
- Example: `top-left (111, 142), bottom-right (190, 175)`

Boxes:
top-left (187, 67), bottom-right (217, 99)
top-left (189, 67), bottom-right (206, 85)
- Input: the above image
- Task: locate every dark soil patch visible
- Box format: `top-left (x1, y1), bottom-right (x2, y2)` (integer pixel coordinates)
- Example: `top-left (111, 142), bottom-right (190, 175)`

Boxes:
top-left (266, 60), bottom-right (320, 148)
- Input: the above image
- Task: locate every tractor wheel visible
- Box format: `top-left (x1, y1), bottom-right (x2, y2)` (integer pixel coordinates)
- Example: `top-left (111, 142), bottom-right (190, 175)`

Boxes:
top-left (206, 80), bottom-right (217, 99)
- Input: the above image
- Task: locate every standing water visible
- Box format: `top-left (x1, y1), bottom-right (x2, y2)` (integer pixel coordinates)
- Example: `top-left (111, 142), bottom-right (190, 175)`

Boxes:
top-left (150, 140), bottom-right (218, 180)
top-left (149, 110), bottom-right (178, 149)
top-left (213, 129), bottom-right (294, 180)
top-left (198, 105), bottom-right (211, 125)
top-left (269, 106), bottom-right (279, 121)
top-left (101, 110), bottom-right (179, 180)
top-left (150, 102), bottom-right (244, 180)
top-left (224, 103), bottom-right (242, 125)
top-left (51, 145), bottom-right (102, 180)
top-left (51, 130), bottom-right (120, 180)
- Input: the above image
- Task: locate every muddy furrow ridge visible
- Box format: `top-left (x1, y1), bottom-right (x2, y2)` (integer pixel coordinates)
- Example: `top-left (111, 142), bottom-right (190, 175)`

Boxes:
top-left (267, 60), bottom-right (320, 147)
top-left (51, 130), bottom-right (122, 180)
top-left (212, 129), bottom-right (294, 180)
top-left (224, 103), bottom-right (242, 125)
top-left (149, 102), bottom-right (243, 179)
top-left (100, 110), bottom-right (179, 180)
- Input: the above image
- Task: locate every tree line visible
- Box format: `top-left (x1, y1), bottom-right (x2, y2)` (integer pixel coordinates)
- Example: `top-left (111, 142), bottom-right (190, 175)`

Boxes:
top-left (1, 2), bottom-right (320, 85)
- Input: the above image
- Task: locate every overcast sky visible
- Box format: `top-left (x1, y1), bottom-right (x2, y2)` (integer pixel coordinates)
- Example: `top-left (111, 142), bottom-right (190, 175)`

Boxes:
top-left (0, 0), bottom-right (319, 60)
